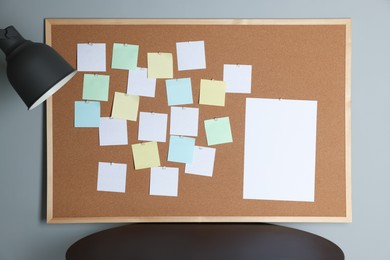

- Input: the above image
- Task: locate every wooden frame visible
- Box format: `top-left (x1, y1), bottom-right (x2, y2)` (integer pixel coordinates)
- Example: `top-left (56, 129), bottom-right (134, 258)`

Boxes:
top-left (46, 19), bottom-right (351, 223)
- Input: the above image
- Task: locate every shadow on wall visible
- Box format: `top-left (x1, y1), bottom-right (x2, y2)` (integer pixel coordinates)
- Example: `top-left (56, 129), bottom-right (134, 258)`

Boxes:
top-left (0, 53), bottom-right (24, 116)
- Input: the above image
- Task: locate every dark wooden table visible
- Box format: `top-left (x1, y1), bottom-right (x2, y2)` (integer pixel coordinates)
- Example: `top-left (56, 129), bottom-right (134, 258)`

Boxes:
top-left (66, 224), bottom-right (344, 260)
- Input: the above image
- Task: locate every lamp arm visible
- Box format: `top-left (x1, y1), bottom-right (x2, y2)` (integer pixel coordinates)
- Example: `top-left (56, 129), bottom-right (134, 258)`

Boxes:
top-left (0, 29), bottom-right (5, 40)
top-left (0, 26), bottom-right (26, 56)
top-left (0, 26), bottom-right (20, 40)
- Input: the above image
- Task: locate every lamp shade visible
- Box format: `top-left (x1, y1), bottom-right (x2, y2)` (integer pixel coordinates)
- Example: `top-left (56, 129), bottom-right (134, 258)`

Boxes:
top-left (0, 26), bottom-right (76, 110)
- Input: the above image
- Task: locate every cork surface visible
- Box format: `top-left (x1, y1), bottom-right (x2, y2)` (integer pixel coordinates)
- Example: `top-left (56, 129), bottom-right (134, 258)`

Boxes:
top-left (47, 19), bottom-right (350, 222)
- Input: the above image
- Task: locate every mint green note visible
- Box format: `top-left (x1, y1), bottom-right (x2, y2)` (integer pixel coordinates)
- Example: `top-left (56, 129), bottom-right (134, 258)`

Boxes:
top-left (112, 43), bottom-right (139, 70)
top-left (204, 117), bottom-right (233, 146)
top-left (82, 74), bottom-right (110, 101)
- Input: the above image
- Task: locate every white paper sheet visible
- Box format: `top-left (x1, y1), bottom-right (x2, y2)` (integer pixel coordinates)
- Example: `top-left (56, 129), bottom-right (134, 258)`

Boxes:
top-left (243, 98), bottom-right (318, 202)
top-left (99, 117), bottom-right (128, 146)
top-left (185, 146), bottom-right (216, 177)
top-left (150, 167), bottom-right (179, 197)
top-left (223, 64), bottom-right (252, 93)
top-left (176, 41), bottom-right (206, 71)
top-left (138, 112), bottom-right (168, 142)
top-left (127, 68), bottom-right (157, 97)
top-left (77, 43), bottom-right (106, 72)
top-left (97, 162), bottom-right (127, 193)
top-left (170, 107), bottom-right (199, 137)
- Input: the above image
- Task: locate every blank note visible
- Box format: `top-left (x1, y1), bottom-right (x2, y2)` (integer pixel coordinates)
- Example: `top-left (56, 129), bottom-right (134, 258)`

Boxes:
top-left (223, 64), bottom-right (252, 93)
top-left (99, 117), bottom-right (128, 146)
top-left (170, 107), bottom-right (199, 137)
top-left (244, 98), bottom-right (318, 202)
top-left (127, 68), bottom-right (156, 97)
top-left (77, 43), bottom-right (106, 72)
top-left (97, 162), bottom-right (127, 193)
top-left (138, 112), bottom-right (168, 142)
top-left (185, 146), bottom-right (216, 177)
top-left (150, 167), bottom-right (179, 197)
top-left (176, 41), bottom-right (206, 71)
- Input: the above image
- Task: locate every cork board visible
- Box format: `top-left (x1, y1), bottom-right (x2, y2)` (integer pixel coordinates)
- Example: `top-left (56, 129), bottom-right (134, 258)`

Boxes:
top-left (46, 19), bottom-right (351, 223)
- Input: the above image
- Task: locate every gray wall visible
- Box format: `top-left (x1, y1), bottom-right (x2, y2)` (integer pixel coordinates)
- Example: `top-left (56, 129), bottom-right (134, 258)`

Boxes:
top-left (0, 0), bottom-right (388, 259)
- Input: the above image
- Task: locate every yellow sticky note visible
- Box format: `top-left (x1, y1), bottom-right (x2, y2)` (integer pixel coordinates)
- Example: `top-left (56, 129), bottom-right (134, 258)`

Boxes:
top-left (147, 52), bottom-right (173, 79)
top-left (131, 142), bottom-right (161, 170)
top-left (199, 79), bottom-right (226, 106)
top-left (111, 92), bottom-right (139, 121)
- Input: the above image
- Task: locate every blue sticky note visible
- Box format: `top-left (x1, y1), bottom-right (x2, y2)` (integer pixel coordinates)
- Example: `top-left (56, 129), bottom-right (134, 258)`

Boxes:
top-left (167, 135), bottom-right (195, 163)
top-left (74, 101), bottom-right (100, 127)
top-left (166, 78), bottom-right (193, 106)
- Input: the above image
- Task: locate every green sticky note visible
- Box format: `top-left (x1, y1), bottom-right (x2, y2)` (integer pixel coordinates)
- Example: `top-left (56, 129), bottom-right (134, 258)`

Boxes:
top-left (147, 52), bottom-right (173, 79)
top-left (199, 79), bottom-right (226, 106)
top-left (111, 92), bottom-right (139, 121)
top-left (111, 43), bottom-right (139, 70)
top-left (204, 117), bottom-right (233, 145)
top-left (82, 74), bottom-right (110, 101)
top-left (131, 142), bottom-right (161, 170)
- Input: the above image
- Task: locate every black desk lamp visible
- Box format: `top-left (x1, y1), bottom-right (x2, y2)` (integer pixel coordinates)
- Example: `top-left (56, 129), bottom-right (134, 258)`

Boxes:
top-left (0, 26), bottom-right (76, 110)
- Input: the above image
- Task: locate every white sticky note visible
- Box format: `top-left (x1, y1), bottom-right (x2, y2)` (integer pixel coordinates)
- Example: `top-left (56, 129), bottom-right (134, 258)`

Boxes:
top-left (77, 43), bottom-right (106, 72)
top-left (127, 68), bottom-right (157, 97)
top-left (99, 117), bottom-right (128, 146)
top-left (170, 107), bottom-right (199, 137)
top-left (176, 41), bottom-right (206, 71)
top-left (223, 64), bottom-right (252, 93)
top-left (243, 98), bottom-right (318, 202)
top-left (97, 162), bottom-right (127, 193)
top-left (185, 146), bottom-right (216, 177)
top-left (150, 167), bottom-right (179, 197)
top-left (138, 112), bottom-right (168, 142)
